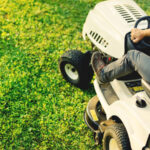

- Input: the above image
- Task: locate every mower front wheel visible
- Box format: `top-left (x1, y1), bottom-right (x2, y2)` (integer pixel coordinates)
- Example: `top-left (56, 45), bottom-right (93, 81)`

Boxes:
top-left (103, 124), bottom-right (131, 150)
top-left (59, 50), bottom-right (93, 89)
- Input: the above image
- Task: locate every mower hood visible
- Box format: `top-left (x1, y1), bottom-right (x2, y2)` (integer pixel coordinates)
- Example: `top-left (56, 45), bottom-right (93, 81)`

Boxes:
top-left (83, 0), bottom-right (147, 58)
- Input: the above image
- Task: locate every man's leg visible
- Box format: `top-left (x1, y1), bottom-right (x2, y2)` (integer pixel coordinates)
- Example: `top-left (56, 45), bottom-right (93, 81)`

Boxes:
top-left (99, 50), bottom-right (150, 83)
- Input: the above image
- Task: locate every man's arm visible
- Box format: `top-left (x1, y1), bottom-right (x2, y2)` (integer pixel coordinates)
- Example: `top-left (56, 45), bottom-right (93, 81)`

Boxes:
top-left (131, 28), bottom-right (150, 43)
top-left (143, 29), bottom-right (150, 37)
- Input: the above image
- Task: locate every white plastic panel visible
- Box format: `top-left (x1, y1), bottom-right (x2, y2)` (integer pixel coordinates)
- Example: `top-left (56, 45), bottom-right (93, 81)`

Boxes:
top-left (82, 0), bottom-right (147, 58)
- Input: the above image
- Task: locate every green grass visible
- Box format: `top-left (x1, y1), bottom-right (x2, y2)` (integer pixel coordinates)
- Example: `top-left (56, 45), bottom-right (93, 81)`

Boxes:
top-left (0, 0), bottom-right (149, 149)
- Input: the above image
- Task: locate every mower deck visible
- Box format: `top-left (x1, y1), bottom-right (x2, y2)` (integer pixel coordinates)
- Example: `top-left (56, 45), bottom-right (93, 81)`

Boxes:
top-left (84, 96), bottom-right (106, 132)
top-left (85, 79), bottom-right (144, 133)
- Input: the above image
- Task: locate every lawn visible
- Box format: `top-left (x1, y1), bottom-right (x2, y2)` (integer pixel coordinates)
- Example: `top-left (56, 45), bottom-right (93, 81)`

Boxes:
top-left (0, 0), bottom-right (149, 149)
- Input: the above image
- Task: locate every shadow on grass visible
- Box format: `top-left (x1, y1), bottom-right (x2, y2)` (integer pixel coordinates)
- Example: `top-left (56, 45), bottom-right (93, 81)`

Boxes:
top-left (82, 83), bottom-right (96, 97)
top-left (0, 36), bottom-right (18, 58)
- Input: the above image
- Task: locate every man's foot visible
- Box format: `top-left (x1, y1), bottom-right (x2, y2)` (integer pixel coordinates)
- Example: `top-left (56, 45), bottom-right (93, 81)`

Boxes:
top-left (91, 51), bottom-right (105, 83)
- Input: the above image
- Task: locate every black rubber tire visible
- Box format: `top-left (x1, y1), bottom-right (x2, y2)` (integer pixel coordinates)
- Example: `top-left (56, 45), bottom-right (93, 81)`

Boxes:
top-left (94, 132), bottom-right (103, 145)
top-left (103, 124), bottom-right (131, 150)
top-left (59, 50), bottom-right (93, 89)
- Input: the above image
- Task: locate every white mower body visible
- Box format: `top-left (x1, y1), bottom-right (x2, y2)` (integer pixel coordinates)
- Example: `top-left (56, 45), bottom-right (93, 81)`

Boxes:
top-left (94, 79), bottom-right (150, 150)
top-left (83, 0), bottom-right (150, 150)
top-left (83, 0), bottom-right (147, 58)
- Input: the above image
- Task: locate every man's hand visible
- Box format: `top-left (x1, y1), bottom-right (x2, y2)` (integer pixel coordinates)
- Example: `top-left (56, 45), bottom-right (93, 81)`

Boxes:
top-left (131, 28), bottom-right (146, 43)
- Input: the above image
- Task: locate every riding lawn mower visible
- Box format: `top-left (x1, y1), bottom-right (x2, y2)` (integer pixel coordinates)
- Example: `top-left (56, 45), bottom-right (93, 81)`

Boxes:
top-left (59, 0), bottom-right (150, 149)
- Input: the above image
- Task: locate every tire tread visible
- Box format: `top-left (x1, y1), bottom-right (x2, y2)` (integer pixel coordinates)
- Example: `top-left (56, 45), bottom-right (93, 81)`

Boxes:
top-left (103, 123), bottom-right (131, 150)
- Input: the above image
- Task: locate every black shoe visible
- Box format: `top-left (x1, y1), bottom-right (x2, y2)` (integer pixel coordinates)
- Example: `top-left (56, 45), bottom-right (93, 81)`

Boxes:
top-left (91, 51), bottom-right (105, 83)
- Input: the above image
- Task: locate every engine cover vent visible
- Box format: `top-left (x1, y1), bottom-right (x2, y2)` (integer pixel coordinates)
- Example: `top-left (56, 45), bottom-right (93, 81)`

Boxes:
top-left (125, 4), bottom-right (142, 19)
top-left (114, 5), bottom-right (135, 23)
top-left (89, 31), bottom-right (109, 48)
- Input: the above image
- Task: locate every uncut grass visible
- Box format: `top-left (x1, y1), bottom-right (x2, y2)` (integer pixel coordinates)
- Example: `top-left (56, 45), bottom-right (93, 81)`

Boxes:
top-left (0, 0), bottom-right (149, 149)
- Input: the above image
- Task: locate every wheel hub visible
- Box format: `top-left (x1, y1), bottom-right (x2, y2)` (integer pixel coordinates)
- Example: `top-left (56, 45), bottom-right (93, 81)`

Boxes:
top-left (65, 64), bottom-right (79, 80)
top-left (109, 138), bottom-right (120, 150)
